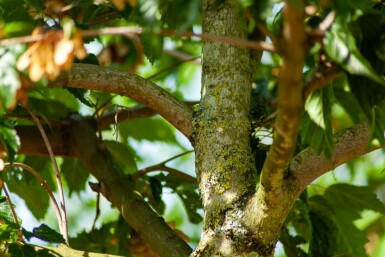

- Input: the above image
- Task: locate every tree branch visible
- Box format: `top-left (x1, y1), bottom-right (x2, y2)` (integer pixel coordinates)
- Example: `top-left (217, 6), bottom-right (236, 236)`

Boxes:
top-left (1, 117), bottom-right (193, 257)
top-left (52, 63), bottom-right (193, 139)
top-left (303, 65), bottom-right (342, 99)
top-left (66, 115), bottom-right (192, 257)
top-left (260, 0), bottom-right (306, 192)
top-left (244, 1), bottom-right (307, 249)
top-left (96, 101), bottom-right (199, 130)
top-left (289, 123), bottom-right (374, 194)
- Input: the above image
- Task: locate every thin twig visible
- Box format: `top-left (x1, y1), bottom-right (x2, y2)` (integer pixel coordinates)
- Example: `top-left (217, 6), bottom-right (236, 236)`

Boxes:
top-left (0, 34), bottom-right (43, 46)
top-left (4, 162), bottom-right (63, 237)
top-left (132, 150), bottom-right (195, 181)
top-left (146, 57), bottom-right (200, 80)
top-left (1, 184), bottom-right (23, 241)
top-left (24, 106), bottom-right (68, 245)
top-left (133, 166), bottom-right (196, 182)
top-left (163, 49), bottom-right (201, 64)
top-left (256, 23), bottom-right (280, 49)
top-left (96, 101), bottom-right (199, 130)
top-left (85, 13), bottom-right (122, 27)
top-left (303, 65), bottom-right (342, 98)
top-left (91, 192), bottom-right (100, 233)
top-left (0, 26), bottom-right (277, 53)
top-left (161, 29), bottom-right (277, 53)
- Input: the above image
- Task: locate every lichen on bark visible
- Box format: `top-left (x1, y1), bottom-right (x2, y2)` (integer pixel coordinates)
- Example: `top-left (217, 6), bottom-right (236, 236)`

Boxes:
top-left (192, 1), bottom-right (257, 256)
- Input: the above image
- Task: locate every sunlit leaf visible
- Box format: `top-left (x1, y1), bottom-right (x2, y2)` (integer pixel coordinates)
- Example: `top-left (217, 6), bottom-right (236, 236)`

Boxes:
top-left (2, 21), bottom-right (34, 38)
top-left (324, 25), bottom-right (385, 86)
top-left (305, 86), bottom-right (333, 130)
top-left (0, 196), bottom-right (16, 225)
top-left (0, 224), bottom-right (19, 244)
top-left (0, 118), bottom-right (20, 163)
top-left (0, 46), bottom-right (21, 111)
top-left (4, 166), bottom-right (49, 219)
top-left (300, 112), bottom-right (334, 160)
top-left (66, 88), bottom-right (93, 108)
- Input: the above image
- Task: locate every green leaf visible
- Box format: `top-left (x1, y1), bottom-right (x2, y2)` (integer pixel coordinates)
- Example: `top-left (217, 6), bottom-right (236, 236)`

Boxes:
top-left (371, 103), bottom-right (385, 144)
top-left (305, 86), bottom-right (333, 130)
top-left (23, 156), bottom-right (55, 189)
top-left (0, 196), bottom-right (17, 225)
top-left (61, 158), bottom-right (90, 196)
top-left (280, 227), bottom-right (307, 257)
top-left (309, 195), bottom-right (368, 257)
top-left (2, 21), bottom-right (34, 38)
top-left (28, 97), bottom-right (71, 120)
top-left (8, 243), bottom-right (37, 257)
top-left (0, 224), bottom-right (19, 244)
top-left (119, 117), bottom-right (177, 143)
top-left (332, 79), bottom-right (364, 123)
top-left (81, 4), bottom-right (107, 24)
top-left (141, 32), bottom-right (164, 64)
top-left (0, 118), bottom-right (20, 163)
top-left (308, 209), bottom-right (336, 257)
top-left (0, 0), bottom-right (34, 23)
top-left (324, 25), bottom-right (385, 86)
top-left (0, 46), bottom-right (21, 110)
top-left (66, 88), bottom-right (94, 108)
top-left (300, 112), bottom-right (334, 160)
top-left (159, 0), bottom-right (200, 31)
top-left (36, 249), bottom-right (56, 257)
top-left (70, 218), bottom-right (131, 255)
top-left (4, 166), bottom-right (49, 219)
top-left (324, 184), bottom-right (385, 220)
top-left (29, 224), bottom-right (65, 244)
top-left (23, 0), bottom-right (45, 12)
top-left (149, 177), bottom-right (162, 203)
top-left (155, 173), bottom-right (202, 224)
top-left (104, 140), bottom-right (137, 174)
top-left (284, 199), bottom-right (311, 242)
top-left (309, 184), bottom-right (385, 257)
top-left (334, 0), bottom-right (373, 13)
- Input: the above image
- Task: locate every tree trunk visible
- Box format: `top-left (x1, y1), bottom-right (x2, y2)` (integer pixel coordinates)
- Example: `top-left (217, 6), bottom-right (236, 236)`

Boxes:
top-left (192, 1), bottom-right (257, 256)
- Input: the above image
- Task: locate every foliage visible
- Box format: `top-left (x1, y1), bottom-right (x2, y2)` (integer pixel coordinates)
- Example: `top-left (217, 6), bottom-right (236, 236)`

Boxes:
top-left (1, 0), bottom-right (385, 256)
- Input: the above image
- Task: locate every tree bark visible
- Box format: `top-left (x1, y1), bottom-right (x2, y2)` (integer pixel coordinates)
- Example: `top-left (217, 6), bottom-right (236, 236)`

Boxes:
top-left (192, 1), bottom-right (256, 256)
top-left (53, 64), bottom-right (193, 139)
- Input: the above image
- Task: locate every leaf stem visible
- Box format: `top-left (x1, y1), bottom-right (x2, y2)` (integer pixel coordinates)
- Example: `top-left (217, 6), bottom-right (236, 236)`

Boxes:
top-left (3, 162), bottom-right (63, 240)
top-left (132, 150), bottom-right (195, 182)
top-left (1, 184), bottom-right (23, 241)
top-left (24, 106), bottom-right (68, 245)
